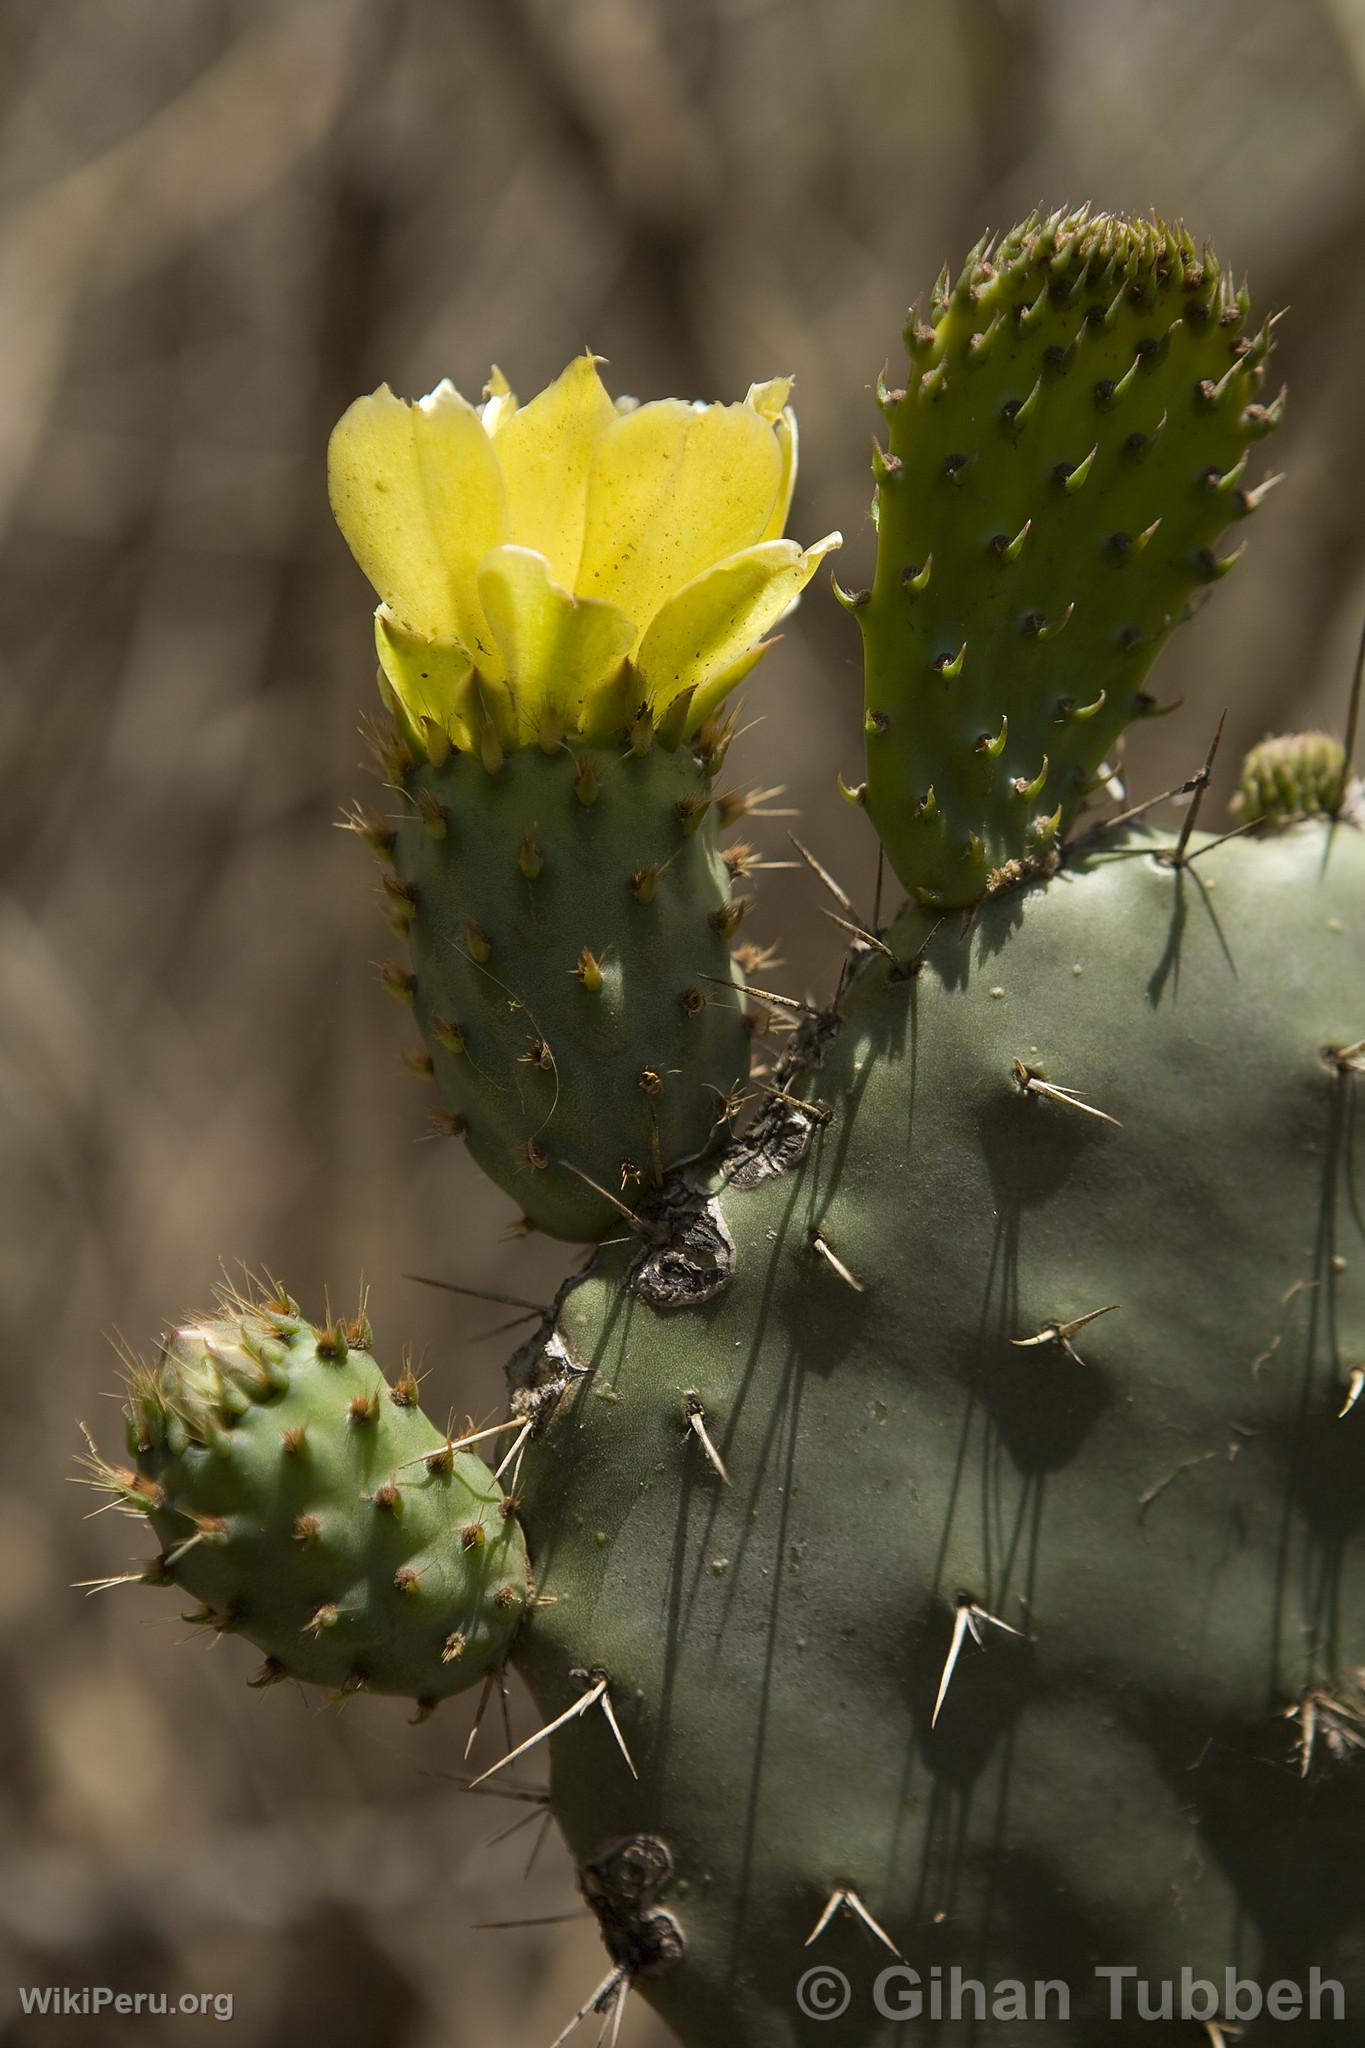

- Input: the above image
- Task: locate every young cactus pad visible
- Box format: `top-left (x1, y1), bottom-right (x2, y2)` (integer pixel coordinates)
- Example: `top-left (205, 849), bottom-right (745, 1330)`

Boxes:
top-left (386, 739), bottom-right (752, 1240)
top-left (330, 356), bottom-right (839, 1237)
top-left (859, 208), bottom-right (1283, 906)
top-left (91, 1292), bottom-right (529, 1700)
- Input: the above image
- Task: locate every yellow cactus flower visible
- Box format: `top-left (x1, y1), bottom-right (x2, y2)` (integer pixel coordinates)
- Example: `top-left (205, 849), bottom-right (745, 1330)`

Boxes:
top-left (328, 355), bottom-right (839, 759)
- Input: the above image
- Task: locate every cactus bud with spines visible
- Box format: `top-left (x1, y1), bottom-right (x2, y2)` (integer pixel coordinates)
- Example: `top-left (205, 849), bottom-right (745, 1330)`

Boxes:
top-left (94, 1288), bottom-right (529, 1701)
top-left (858, 207), bottom-right (1284, 906)
top-left (330, 357), bottom-right (840, 1238)
top-left (1234, 729), bottom-right (1350, 823)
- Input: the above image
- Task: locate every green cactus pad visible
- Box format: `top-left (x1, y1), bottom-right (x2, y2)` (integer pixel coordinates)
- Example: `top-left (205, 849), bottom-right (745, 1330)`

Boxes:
top-left (511, 818), bottom-right (1364, 2046)
top-left (1235, 729), bottom-right (1349, 823)
top-left (859, 209), bottom-right (1283, 907)
top-left (381, 738), bottom-right (751, 1239)
top-left (108, 1297), bottom-right (529, 1701)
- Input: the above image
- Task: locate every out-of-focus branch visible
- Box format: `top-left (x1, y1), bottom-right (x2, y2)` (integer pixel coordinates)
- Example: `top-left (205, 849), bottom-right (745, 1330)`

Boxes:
top-left (0, 0), bottom-right (362, 529)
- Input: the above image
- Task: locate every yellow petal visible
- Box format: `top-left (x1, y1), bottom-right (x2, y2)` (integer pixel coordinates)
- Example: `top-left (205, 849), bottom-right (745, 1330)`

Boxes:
top-left (480, 365), bottom-right (518, 435)
top-left (494, 356), bottom-right (617, 590)
top-left (682, 638), bottom-right (777, 737)
top-left (329, 387), bottom-right (459, 640)
top-left (744, 379), bottom-right (797, 539)
top-left (477, 545), bottom-right (635, 740)
top-left (410, 382), bottom-right (509, 673)
top-left (375, 609), bottom-right (477, 751)
top-left (745, 376), bottom-right (793, 423)
top-left (636, 532), bottom-right (842, 719)
top-left (761, 406), bottom-right (798, 542)
top-left (576, 398), bottom-right (787, 637)
top-left (328, 382), bottom-right (506, 669)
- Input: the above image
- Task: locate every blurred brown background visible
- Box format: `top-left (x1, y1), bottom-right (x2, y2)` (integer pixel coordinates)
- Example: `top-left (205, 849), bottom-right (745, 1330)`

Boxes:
top-left (2, 2), bottom-right (1362, 2043)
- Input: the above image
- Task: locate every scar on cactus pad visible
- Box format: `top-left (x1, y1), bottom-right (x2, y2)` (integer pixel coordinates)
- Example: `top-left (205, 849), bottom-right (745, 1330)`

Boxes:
top-left (83, 210), bottom-right (1365, 2048)
top-left (328, 355), bottom-right (840, 1239)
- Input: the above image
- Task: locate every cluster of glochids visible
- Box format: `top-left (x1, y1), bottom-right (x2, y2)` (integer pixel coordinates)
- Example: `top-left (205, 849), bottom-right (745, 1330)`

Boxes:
top-left (81, 210), bottom-right (1365, 2048)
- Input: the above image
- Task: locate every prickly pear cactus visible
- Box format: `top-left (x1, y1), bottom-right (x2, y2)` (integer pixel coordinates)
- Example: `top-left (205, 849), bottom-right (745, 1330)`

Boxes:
top-left (85, 213), bottom-right (1365, 2048)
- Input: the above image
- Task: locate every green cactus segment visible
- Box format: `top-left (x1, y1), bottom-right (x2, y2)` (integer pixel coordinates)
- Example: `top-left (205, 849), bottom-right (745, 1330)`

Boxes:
top-left (860, 209), bottom-right (1283, 907)
top-left (385, 738), bottom-right (751, 1239)
top-left (1235, 729), bottom-right (1349, 823)
top-left (512, 821), bottom-right (1364, 2046)
top-left (114, 1300), bottom-right (528, 1700)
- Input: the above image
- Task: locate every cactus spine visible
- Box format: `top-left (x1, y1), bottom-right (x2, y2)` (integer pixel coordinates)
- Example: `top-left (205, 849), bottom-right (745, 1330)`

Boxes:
top-left (85, 216), bottom-right (1363, 2047)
